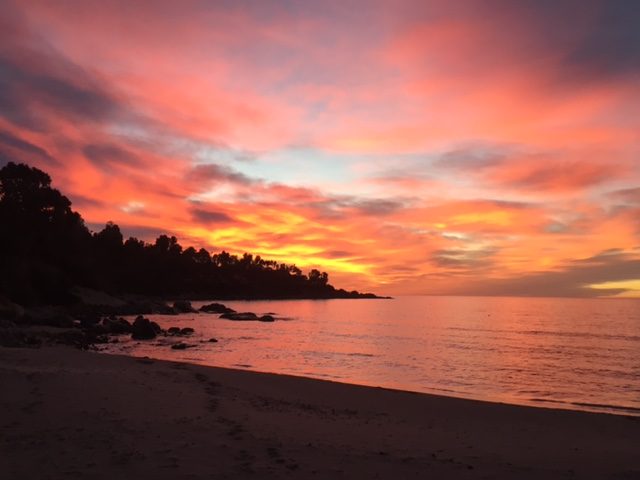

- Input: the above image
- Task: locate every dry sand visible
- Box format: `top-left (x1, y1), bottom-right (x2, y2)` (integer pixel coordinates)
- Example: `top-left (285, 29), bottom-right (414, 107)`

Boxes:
top-left (1, 346), bottom-right (639, 479)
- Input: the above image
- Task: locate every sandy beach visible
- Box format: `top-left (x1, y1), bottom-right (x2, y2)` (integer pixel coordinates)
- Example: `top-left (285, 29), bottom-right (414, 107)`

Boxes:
top-left (1, 347), bottom-right (639, 479)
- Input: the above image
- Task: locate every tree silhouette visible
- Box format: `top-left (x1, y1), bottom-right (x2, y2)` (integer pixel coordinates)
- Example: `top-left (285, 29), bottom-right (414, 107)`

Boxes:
top-left (0, 162), bottom-right (378, 305)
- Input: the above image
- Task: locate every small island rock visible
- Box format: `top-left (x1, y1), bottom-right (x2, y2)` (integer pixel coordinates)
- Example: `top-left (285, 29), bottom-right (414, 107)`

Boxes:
top-left (199, 303), bottom-right (236, 314)
top-left (173, 300), bottom-right (197, 313)
top-left (131, 316), bottom-right (158, 340)
top-left (219, 312), bottom-right (259, 321)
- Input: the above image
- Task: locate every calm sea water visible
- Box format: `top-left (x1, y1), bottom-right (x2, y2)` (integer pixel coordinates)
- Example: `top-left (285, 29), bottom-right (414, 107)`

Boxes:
top-left (102, 296), bottom-right (640, 416)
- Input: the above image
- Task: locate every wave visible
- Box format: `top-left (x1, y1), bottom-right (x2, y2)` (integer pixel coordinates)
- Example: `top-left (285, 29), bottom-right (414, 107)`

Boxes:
top-left (447, 326), bottom-right (640, 342)
top-left (529, 397), bottom-right (640, 415)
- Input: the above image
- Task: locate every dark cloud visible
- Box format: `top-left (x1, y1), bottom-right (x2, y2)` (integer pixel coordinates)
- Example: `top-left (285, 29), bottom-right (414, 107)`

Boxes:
top-left (69, 194), bottom-right (105, 209)
top-left (449, 250), bottom-right (640, 298)
top-left (431, 247), bottom-right (497, 269)
top-left (505, 161), bottom-right (616, 191)
top-left (609, 187), bottom-right (640, 205)
top-left (434, 145), bottom-right (507, 170)
top-left (0, 55), bottom-right (121, 132)
top-left (0, 129), bottom-right (57, 166)
top-left (435, 144), bottom-right (623, 192)
top-left (483, 0), bottom-right (640, 83)
top-left (324, 250), bottom-right (354, 259)
top-left (187, 163), bottom-right (255, 186)
top-left (486, 199), bottom-right (533, 210)
top-left (345, 198), bottom-right (406, 216)
top-left (311, 195), bottom-right (408, 218)
top-left (191, 208), bottom-right (235, 224)
top-left (83, 143), bottom-right (141, 169)
top-left (563, 1), bottom-right (640, 80)
top-left (0, 1), bottom-right (123, 132)
top-left (1, 61), bottom-right (119, 130)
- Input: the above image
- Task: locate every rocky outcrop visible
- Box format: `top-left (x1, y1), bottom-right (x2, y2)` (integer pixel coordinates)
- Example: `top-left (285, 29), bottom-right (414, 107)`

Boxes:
top-left (101, 316), bottom-right (132, 334)
top-left (219, 312), bottom-right (259, 321)
top-left (219, 311), bottom-right (277, 322)
top-left (172, 301), bottom-right (197, 313)
top-left (131, 316), bottom-right (161, 340)
top-left (199, 302), bottom-right (236, 314)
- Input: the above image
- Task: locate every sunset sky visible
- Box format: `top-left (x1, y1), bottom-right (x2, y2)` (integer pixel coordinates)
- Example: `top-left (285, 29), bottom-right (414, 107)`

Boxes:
top-left (1, 0), bottom-right (639, 297)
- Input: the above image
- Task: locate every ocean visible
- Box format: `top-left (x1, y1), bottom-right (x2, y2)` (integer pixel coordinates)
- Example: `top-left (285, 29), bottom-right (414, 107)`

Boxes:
top-left (102, 296), bottom-right (640, 416)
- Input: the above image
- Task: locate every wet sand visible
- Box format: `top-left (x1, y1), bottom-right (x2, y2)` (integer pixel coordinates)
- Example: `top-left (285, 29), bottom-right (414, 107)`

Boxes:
top-left (1, 346), bottom-right (639, 479)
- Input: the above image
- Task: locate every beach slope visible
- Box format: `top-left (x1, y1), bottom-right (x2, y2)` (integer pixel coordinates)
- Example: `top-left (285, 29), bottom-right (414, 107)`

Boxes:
top-left (1, 347), bottom-right (638, 479)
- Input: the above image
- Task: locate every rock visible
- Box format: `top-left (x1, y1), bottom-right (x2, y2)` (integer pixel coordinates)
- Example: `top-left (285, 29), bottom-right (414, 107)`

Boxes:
top-left (0, 327), bottom-right (40, 348)
top-left (45, 314), bottom-right (76, 328)
top-left (180, 327), bottom-right (194, 335)
top-left (171, 342), bottom-right (194, 350)
top-left (0, 297), bottom-right (25, 320)
top-left (131, 316), bottom-right (157, 340)
top-left (88, 323), bottom-right (109, 335)
top-left (167, 327), bottom-right (181, 335)
top-left (124, 300), bottom-right (174, 315)
top-left (0, 319), bottom-right (16, 329)
top-left (172, 300), bottom-right (197, 313)
top-left (151, 302), bottom-right (177, 315)
top-left (54, 330), bottom-right (87, 347)
top-left (101, 317), bottom-right (132, 334)
top-left (199, 302), bottom-right (236, 314)
top-left (22, 307), bottom-right (75, 328)
top-left (219, 312), bottom-right (259, 321)
top-left (259, 315), bottom-right (275, 322)
top-left (208, 338), bottom-right (218, 343)
top-left (79, 314), bottom-right (101, 328)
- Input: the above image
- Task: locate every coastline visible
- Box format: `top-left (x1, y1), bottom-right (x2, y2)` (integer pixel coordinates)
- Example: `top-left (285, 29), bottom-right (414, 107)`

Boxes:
top-left (1, 347), bottom-right (639, 479)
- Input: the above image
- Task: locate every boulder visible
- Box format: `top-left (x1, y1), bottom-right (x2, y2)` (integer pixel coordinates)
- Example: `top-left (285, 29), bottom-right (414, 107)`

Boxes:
top-left (88, 323), bottom-right (109, 335)
top-left (199, 302), bottom-right (236, 314)
top-left (0, 297), bottom-right (25, 320)
top-left (45, 314), bottom-right (76, 328)
top-left (101, 317), bottom-right (132, 334)
top-left (180, 327), bottom-right (194, 335)
top-left (150, 321), bottom-right (162, 334)
top-left (131, 316), bottom-right (157, 340)
top-left (172, 300), bottom-right (197, 313)
top-left (219, 312), bottom-right (259, 321)
top-left (259, 315), bottom-right (275, 322)
top-left (0, 328), bottom-right (40, 348)
top-left (167, 327), bottom-right (181, 335)
top-left (208, 338), bottom-right (218, 343)
top-left (22, 307), bottom-right (75, 328)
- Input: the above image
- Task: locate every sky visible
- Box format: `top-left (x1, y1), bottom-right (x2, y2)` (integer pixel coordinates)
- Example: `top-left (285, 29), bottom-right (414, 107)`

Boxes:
top-left (1, 0), bottom-right (639, 297)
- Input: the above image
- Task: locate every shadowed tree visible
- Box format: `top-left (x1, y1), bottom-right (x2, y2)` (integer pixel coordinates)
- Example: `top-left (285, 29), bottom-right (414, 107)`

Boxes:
top-left (0, 162), bottom-right (376, 304)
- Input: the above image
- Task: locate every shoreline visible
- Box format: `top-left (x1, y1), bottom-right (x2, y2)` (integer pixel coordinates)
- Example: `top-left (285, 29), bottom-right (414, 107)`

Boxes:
top-left (100, 346), bottom-right (640, 419)
top-left (1, 346), bottom-right (639, 479)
